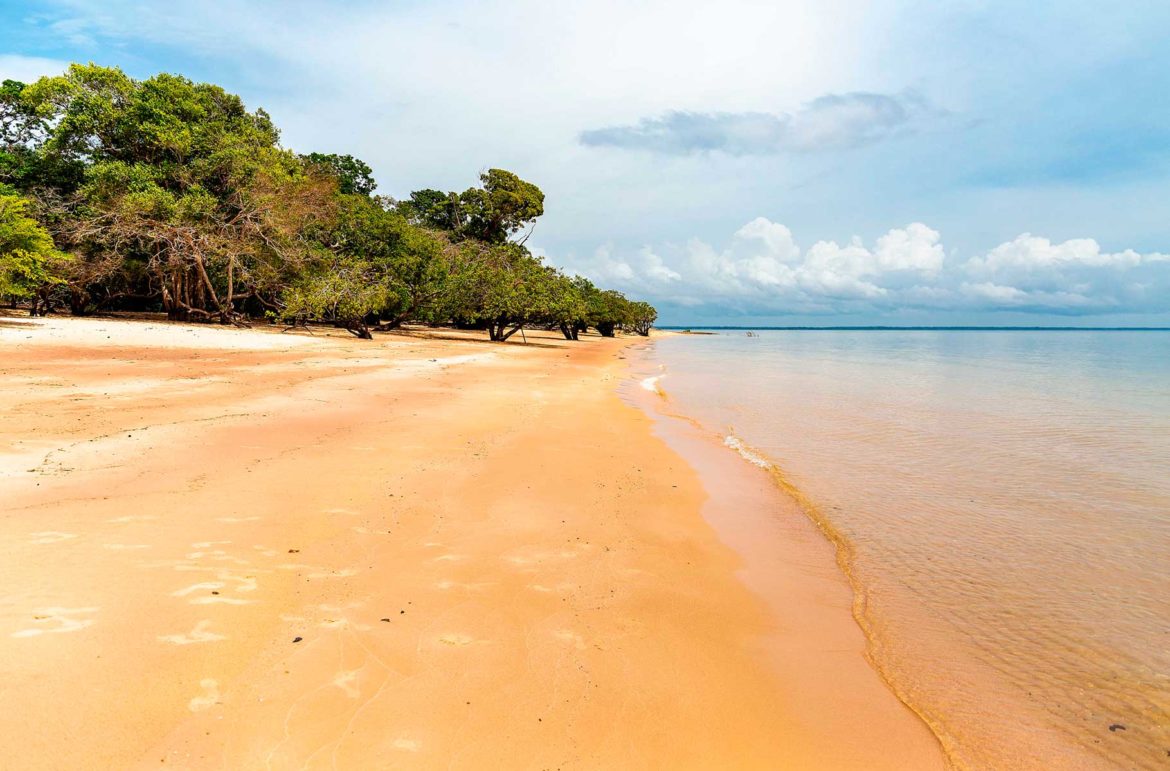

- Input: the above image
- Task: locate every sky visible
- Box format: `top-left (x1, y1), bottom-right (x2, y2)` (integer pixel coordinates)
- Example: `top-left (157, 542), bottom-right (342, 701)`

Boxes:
top-left (3, 0), bottom-right (1170, 326)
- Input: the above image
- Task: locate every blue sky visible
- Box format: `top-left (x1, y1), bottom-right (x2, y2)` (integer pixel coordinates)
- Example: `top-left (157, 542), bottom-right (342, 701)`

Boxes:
top-left (3, 0), bottom-right (1169, 325)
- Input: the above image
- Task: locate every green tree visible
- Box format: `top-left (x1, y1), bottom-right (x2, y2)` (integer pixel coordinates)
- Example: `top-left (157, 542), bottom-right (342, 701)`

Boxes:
top-left (459, 168), bottom-right (544, 244)
top-left (399, 169), bottom-right (544, 245)
top-left (399, 188), bottom-right (463, 232)
top-left (546, 272), bottom-right (589, 340)
top-left (0, 192), bottom-right (67, 308)
top-left (0, 78), bottom-right (84, 193)
top-left (21, 64), bottom-right (331, 322)
top-left (304, 153), bottom-right (376, 196)
top-left (443, 242), bottom-right (558, 341)
top-left (627, 300), bottom-right (657, 336)
top-left (591, 289), bottom-right (631, 337)
top-left (306, 194), bottom-right (449, 329)
top-left (280, 255), bottom-right (392, 339)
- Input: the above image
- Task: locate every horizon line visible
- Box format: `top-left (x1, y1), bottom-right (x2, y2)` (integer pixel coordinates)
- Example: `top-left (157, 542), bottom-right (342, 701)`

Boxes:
top-left (658, 325), bottom-right (1170, 331)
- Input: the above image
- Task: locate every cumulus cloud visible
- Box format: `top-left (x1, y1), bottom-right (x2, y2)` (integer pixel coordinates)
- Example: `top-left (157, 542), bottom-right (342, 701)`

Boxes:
top-left (960, 235), bottom-right (1170, 312)
top-left (563, 220), bottom-right (1170, 316)
top-left (579, 91), bottom-right (938, 155)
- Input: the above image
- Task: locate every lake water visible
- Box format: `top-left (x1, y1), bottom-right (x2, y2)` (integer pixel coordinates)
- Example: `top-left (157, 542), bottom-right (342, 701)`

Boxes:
top-left (637, 330), bottom-right (1170, 770)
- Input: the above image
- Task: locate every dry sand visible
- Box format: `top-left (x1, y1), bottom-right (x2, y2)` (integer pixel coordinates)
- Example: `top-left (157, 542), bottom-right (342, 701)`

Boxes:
top-left (0, 314), bottom-right (946, 769)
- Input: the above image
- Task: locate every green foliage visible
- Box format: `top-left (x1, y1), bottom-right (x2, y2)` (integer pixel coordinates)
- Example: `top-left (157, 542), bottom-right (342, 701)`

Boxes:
top-left (591, 290), bottom-right (629, 337)
top-left (298, 194), bottom-right (449, 328)
top-left (400, 188), bottom-right (462, 231)
top-left (460, 168), bottom-right (544, 244)
top-left (305, 153), bottom-right (376, 196)
top-left (628, 300), bottom-right (658, 336)
top-left (1, 78), bottom-right (84, 193)
top-left (16, 64), bottom-right (330, 320)
top-left (399, 168), bottom-right (545, 245)
top-left (0, 193), bottom-right (67, 298)
top-left (21, 65), bottom-right (280, 170)
top-left (281, 256), bottom-right (392, 338)
top-left (441, 243), bottom-right (555, 340)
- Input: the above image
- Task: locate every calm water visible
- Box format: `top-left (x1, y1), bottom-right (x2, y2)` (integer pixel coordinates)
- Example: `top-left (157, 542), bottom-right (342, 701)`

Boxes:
top-left (640, 330), bottom-right (1170, 770)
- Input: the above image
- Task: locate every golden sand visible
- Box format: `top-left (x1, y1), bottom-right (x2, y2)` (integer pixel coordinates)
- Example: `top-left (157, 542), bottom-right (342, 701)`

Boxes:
top-left (0, 314), bottom-right (944, 769)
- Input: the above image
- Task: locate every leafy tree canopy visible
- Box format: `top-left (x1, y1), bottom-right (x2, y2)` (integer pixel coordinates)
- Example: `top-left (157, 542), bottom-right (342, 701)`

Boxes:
top-left (399, 168), bottom-right (544, 245)
top-left (305, 152), bottom-right (376, 196)
top-left (0, 192), bottom-right (67, 298)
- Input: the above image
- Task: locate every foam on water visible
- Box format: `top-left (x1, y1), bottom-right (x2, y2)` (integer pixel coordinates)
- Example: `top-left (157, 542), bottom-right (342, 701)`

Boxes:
top-left (722, 434), bottom-right (770, 468)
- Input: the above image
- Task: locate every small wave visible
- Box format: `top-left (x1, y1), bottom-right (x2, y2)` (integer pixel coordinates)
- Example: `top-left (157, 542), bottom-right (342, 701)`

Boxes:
top-left (640, 375), bottom-right (667, 397)
top-left (722, 433), bottom-right (771, 468)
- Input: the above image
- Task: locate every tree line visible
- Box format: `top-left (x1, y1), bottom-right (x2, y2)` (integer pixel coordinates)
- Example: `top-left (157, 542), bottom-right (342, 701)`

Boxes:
top-left (0, 64), bottom-right (657, 340)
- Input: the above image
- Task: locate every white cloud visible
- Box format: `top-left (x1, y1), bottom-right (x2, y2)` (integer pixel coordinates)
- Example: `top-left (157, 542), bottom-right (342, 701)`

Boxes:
top-left (579, 91), bottom-right (940, 155)
top-left (566, 219), bottom-right (946, 310)
top-left (966, 234), bottom-right (1167, 274)
top-left (0, 54), bottom-right (70, 83)
top-left (954, 234), bottom-right (1170, 313)
top-left (564, 219), bottom-right (1170, 315)
top-left (873, 222), bottom-right (946, 274)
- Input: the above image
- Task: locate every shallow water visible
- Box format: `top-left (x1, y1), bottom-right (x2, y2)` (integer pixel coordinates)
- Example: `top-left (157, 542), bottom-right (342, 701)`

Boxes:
top-left (639, 330), bottom-right (1170, 770)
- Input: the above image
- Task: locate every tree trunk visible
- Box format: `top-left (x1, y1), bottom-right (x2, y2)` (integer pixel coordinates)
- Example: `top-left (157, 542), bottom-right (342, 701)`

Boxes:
top-left (345, 319), bottom-right (373, 340)
top-left (69, 288), bottom-right (89, 316)
top-left (220, 257), bottom-right (235, 325)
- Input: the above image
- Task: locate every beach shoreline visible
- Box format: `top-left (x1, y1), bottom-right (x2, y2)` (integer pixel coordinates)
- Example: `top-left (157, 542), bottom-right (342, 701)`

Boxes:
top-left (621, 341), bottom-right (947, 768)
top-left (1, 314), bottom-right (944, 769)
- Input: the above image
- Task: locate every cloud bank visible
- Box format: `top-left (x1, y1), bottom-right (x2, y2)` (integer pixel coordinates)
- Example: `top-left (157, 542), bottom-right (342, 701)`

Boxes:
top-left (579, 91), bottom-right (937, 155)
top-left (568, 220), bottom-right (1170, 316)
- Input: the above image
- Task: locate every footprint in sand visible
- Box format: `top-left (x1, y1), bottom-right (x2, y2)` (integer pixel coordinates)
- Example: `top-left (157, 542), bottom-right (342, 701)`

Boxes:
top-left (159, 620), bottom-right (226, 645)
top-left (191, 596), bottom-right (253, 606)
top-left (186, 548), bottom-right (250, 566)
top-left (306, 568), bottom-right (357, 580)
top-left (529, 582), bottom-right (577, 594)
top-left (434, 580), bottom-right (494, 593)
top-left (437, 633), bottom-right (477, 647)
top-left (188, 679), bottom-right (220, 712)
top-left (352, 526), bottom-right (391, 536)
top-left (221, 574), bottom-right (258, 592)
top-left (552, 629), bottom-right (586, 650)
top-left (172, 581), bottom-right (225, 597)
top-left (333, 670), bottom-right (361, 698)
top-left (11, 607), bottom-right (98, 638)
top-left (28, 531), bottom-right (77, 545)
top-left (506, 548), bottom-right (588, 569)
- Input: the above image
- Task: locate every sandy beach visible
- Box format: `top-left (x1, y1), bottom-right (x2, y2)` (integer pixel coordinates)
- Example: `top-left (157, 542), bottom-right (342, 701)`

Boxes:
top-left (0, 315), bottom-right (945, 769)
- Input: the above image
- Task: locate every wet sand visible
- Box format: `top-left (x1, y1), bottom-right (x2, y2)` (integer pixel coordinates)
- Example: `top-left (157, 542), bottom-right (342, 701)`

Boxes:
top-left (0, 314), bottom-right (945, 769)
